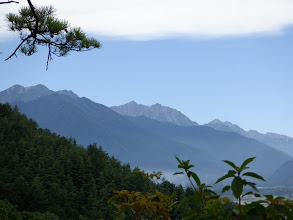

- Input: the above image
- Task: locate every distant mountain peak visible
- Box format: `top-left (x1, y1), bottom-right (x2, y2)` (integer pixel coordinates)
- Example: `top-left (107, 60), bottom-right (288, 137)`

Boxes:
top-left (125, 101), bottom-right (139, 106)
top-left (10, 84), bottom-right (23, 89)
top-left (111, 101), bottom-right (198, 127)
top-left (205, 119), bottom-right (293, 157)
top-left (29, 84), bottom-right (48, 89)
top-left (208, 119), bottom-right (236, 127)
top-left (57, 90), bottom-right (79, 98)
top-left (0, 84), bottom-right (78, 103)
top-left (208, 119), bottom-right (223, 124)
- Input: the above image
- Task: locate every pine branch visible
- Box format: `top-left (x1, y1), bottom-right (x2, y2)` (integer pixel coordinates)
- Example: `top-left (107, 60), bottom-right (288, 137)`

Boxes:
top-left (0, 1), bottom-right (19, 4)
top-left (4, 0), bottom-right (101, 69)
top-left (4, 0), bottom-right (39, 61)
top-left (5, 35), bottom-right (32, 60)
top-left (26, 0), bottom-right (39, 38)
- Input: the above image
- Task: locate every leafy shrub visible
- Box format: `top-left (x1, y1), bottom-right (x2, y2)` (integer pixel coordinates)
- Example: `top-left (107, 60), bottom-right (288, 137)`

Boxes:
top-left (110, 157), bottom-right (293, 219)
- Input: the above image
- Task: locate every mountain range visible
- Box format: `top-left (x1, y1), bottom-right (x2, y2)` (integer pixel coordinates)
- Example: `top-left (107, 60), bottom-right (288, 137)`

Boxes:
top-left (0, 84), bottom-right (79, 103)
top-left (204, 119), bottom-right (293, 157)
top-left (111, 101), bottom-right (293, 157)
top-left (111, 101), bottom-right (198, 127)
top-left (1, 84), bottom-right (292, 184)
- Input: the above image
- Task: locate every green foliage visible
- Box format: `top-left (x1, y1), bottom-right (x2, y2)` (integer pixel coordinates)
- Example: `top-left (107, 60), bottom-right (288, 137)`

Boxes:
top-left (5, 3), bottom-right (101, 68)
top-left (215, 157), bottom-right (265, 217)
top-left (0, 200), bottom-right (21, 220)
top-left (174, 156), bottom-right (218, 214)
top-left (108, 190), bottom-right (173, 220)
top-left (231, 176), bottom-right (243, 199)
top-left (0, 103), bottom-right (164, 219)
top-left (108, 170), bottom-right (184, 220)
top-left (174, 157), bottom-right (293, 220)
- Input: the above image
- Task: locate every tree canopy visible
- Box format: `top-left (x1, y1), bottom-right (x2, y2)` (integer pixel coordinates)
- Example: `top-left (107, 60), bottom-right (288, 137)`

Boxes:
top-left (0, 103), bottom-right (187, 219)
top-left (2, 0), bottom-right (101, 69)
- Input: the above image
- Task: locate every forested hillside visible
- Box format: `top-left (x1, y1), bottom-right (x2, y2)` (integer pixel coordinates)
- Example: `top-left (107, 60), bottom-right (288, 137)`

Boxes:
top-left (0, 104), bottom-right (186, 219)
top-left (2, 102), bottom-right (293, 219)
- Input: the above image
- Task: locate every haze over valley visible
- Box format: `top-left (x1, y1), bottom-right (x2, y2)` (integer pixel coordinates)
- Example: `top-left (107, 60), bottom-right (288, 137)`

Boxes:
top-left (1, 84), bottom-right (292, 186)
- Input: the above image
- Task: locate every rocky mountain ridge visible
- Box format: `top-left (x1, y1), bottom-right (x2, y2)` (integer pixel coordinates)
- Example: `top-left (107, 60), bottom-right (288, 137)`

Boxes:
top-left (1, 84), bottom-right (292, 157)
top-left (111, 101), bottom-right (198, 127)
top-left (205, 119), bottom-right (293, 157)
top-left (0, 84), bottom-right (78, 103)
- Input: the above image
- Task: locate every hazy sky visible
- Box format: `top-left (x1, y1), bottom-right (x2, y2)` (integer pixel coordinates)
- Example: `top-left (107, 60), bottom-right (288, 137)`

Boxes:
top-left (1, 0), bottom-right (293, 137)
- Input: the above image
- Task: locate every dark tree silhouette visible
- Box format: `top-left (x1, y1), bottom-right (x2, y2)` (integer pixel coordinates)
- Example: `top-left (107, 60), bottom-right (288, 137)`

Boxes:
top-left (2, 0), bottom-right (101, 69)
top-left (0, 1), bottom-right (19, 4)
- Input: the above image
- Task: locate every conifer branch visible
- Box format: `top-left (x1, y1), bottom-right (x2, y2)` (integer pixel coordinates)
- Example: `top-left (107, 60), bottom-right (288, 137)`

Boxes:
top-left (0, 1), bottom-right (19, 4)
top-left (5, 35), bottom-right (32, 60)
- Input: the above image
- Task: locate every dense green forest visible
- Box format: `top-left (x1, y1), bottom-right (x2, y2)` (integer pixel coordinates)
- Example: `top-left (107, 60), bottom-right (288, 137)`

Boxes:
top-left (0, 103), bottom-right (187, 219)
top-left (1, 103), bottom-right (293, 220)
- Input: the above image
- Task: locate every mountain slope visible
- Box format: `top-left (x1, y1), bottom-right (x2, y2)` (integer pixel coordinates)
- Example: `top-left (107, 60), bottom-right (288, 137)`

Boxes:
top-left (126, 116), bottom-right (292, 178)
top-left (13, 94), bottom-right (221, 179)
top-left (0, 84), bottom-right (54, 103)
top-left (2, 85), bottom-right (291, 183)
top-left (111, 101), bottom-right (198, 127)
top-left (13, 93), bottom-right (292, 180)
top-left (268, 160), bottom-right (293, 186)
top-left (205, 119), bottom-right (293, 157)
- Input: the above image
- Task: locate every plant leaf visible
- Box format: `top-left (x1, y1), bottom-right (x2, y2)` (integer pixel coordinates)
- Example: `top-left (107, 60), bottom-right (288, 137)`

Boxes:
top-left (228, 170), bottom-right (237, 175)
top-left (175, 156), bottom-right (182, 164)
top-left (254, 193), bottom-right (261, 197)
top-left (222, 185), bottom-right (231, 193)
top-left (242, 172), bottom-right (265, 181)
top-left (239, 157), bottom-right (256, 171)
top-left (231, 177), bottom-right (243, 199)
top-left (222, 160), bottom-right (238, 171)
top-left (242, 191), bottom-right (254, 197)
top-left (190, 171), bottom-right (201, 186)
top-left (173, 172), bottom-right (184, 175)
top-left (187, 164), bottom-right (195, 169)
top-left (204, 189), bottom-right (218, 197)
top-left (264, 195), bottom-right (274, 200)
top-left (215, 173), bottom-right (235, 184)
top-left (245, 182), bottom-right (258, 191)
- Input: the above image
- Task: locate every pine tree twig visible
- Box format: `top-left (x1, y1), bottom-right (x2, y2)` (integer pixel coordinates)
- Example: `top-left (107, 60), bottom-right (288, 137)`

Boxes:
top-left (0, 1), bottom-right (19, 4)
top-left (26, 0), bottom-right (39, 38)
top-left (5, 35), bottom-right (32, 60)
top-left (4, 0), bottom-right (39, 61)
top-left (46, 44), bottom-right (52, 70)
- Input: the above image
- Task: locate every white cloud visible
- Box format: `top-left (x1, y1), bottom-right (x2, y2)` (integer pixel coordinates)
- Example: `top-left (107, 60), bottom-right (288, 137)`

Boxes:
top-left (1, 0), bottom-right (293, 40)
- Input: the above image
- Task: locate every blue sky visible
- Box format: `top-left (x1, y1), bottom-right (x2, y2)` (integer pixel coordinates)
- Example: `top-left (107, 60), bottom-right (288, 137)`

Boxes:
top-left (1, 0), bottom-right (293, 137)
